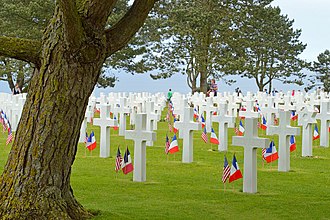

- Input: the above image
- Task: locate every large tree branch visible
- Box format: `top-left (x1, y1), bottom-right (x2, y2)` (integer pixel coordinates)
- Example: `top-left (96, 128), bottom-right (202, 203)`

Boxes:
top-left (105, 0), bottom-right (156, 56)
top-left (0, 37), bottom-right (41, 67)
top-left (58, 0), bottom-right (84, 49)
top-left (80, 0), bottom-right (118, 31)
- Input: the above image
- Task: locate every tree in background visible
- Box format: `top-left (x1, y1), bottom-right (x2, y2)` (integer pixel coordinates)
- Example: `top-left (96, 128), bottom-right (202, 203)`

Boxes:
top-left (124, 0), bottom-right (306, 94)
top-left (0, 0), bottom-right (156, 218)
top-left (134, 0), bottom-right (237, 93)
top-left (229, 2), bottom-right (307, 92)
top-left (0, 0), bottom-right (53, 92)
top-left (0, 0), bottom-right (119, 91)
top-left (307, 49), bottom-right (330, 92)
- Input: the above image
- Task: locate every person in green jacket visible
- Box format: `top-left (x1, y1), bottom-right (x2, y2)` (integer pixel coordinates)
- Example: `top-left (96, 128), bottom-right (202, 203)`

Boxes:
top-left (167, 88), bottom-right (173, 101)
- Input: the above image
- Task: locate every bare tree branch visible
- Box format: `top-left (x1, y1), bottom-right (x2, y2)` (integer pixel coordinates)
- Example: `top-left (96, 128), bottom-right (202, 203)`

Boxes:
top-left (0, 37), bottom-right (41, 67)
top-left (105, 0), bottom-right (156, 56)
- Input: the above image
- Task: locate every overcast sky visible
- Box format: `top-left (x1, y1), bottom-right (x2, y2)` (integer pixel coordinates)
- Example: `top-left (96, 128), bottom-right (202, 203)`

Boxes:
top-left (1, 0), bottom-right (329, 95)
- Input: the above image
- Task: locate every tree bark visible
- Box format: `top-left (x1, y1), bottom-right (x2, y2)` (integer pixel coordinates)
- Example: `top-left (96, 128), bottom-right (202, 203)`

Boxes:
top-left (0, 0), bottom-right (156, 219)
top-left (0, 6), bottom-right (103, 219)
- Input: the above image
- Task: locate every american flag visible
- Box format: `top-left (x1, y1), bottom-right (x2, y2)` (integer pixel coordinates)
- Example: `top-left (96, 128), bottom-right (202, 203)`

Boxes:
top-left (234, 127), bottom-right (239, 135)
top-left (222, 156), bottom-right (230, 183)
top-left (84, 132), bottom-right (88, 143)
top-left (201, 127), bottom-right (208, 143)
top-left (168, 122), bottom-right (173, 132)
top-left (165, 135), bottom-right (170, 154)
top-left (261, 148), bottom-right (266, 160)
top-left (166, 111), bottom-right (170, 121)
top-left (6, 128), bottom-right (13, 145)
top-left (115, 147), bottom-right (122, 172)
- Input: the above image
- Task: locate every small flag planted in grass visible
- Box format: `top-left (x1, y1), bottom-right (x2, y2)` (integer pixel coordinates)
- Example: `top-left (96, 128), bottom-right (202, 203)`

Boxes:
top-left (86, 131), bottom-right (97, 151)
top-left (201, 127), bottom-right (208, 143)
top-left (121, 147), bottom-right (134, 175)
top-left (222, 156), bottom-right (230, 183)
top-left (313, 124), bottom-right (320, 140)
top-left (264, 141), bottom-right (279, 163)
top-left (290, 135), bottom-right (296, 152)
top-left (229, 154), bottom-right (243, 183)
top-left (210, 128), bottom-right (219, 145)
top-left (115, 147), bottom-right (122, 172)
top-left (168, 134), bottom-right (179, 154)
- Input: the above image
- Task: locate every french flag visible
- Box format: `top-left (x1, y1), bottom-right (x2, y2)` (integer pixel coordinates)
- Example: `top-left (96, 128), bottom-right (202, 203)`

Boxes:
top-left (238, 120), bottom-right (245, 136)
top-left (290, 135), bottom-right (296, 152)
top-left (313, 124), bottom-right (320, 140)
top-left (200, 115), bottom-right (206, 128)
top-left (194, 108), bottom-right (199, 119)
top-left (168, 134), bottom-right (179, 154)
top-left (86, 131), bottom-right (97, 151)
top-left (229, 154), bottom-right (243, 183)
top-left (264, 141), bottom-right (279, 163)
top-left (112, 116), bottom-right (119, 130)
top-left (173, 118), bottom-right (178, 133)
top-left (210, 128), bottom-right (219, 144)
top-left (121, 147), bottom-right (134, 175)
top-left (291, 111), bottom-right (298, 121)
top-left (260, 116), bottom-right (267, 130)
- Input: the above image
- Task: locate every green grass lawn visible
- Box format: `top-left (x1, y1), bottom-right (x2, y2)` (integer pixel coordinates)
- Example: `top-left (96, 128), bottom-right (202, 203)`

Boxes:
top-left (0, 111), bottom-right (329, 219)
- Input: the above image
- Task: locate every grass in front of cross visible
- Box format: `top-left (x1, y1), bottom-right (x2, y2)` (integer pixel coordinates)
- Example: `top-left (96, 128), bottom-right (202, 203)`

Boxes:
top-left (0, 110), bottom-right (329, 219)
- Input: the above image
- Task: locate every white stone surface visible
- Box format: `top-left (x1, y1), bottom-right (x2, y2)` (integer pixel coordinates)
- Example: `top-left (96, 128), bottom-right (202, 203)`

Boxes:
top-left (93, 104), bottom-right (117, 158)
top-left (125, 113), bottom-right (156, 182)
top-left (232, 117), bottom-right (270, 193)
top-left (174, 105), bottom-right (202, 163)
top-left (316, 100), bottom-right (330, 147)
top-left (212, 101), bottom-right (235, 152)
top-left (267, 110), bottom-right (301, 172)
top-left (298, 107), bottom-right (317, 157)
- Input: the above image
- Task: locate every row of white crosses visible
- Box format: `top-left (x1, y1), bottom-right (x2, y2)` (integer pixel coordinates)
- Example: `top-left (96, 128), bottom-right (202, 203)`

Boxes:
top-left (93, 95), bottom-right (118, 158)
top-left (316, 100), bottom-right (330, 147)
top-left (0, 93), bottom-right (27, 132)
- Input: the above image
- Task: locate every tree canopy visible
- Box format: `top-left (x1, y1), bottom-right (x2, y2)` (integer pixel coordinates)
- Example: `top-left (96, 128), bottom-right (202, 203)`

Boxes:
top-left (308, 49), bottom-right (330, 92)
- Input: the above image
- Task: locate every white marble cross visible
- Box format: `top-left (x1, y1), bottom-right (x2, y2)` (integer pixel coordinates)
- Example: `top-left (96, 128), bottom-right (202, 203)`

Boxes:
top-left (146, 101), bottom-right (159, 146)
top-left (267, 110), bottom-right (301, 172)
top-left (316, 100), bottom-right (330, 147)
top-left (298, 107), bottom-right (317, 157)
top-left (280, 96), bottom-right (296, 111)
top-left (79, 110), bottom-right (88, 143)
top-left (174, 105), bottom-right (202, 163)
top-left (239, 98), bottom-right (259, 119)
top-left (118, 98), bottom-right (131, 136)
top-left (263, 96), bottom-right (279, 127)
top-left (93, 104), bottom-right (117, 158)
top-left (212, 101), bottom-right (235, 152)
top-left (204, 97), bottom-right (217, 132)
top-left (125, 113), bottom-right (156, 182)
top-left (232, 117), bottom-right (270, 193)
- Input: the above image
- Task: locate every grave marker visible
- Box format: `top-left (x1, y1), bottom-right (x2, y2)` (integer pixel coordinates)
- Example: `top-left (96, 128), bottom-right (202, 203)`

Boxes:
top-left (125, 113), bottom-right (156, 182)
top-left (267, 110), bottom-right (301, 172)
top-left (232, 117), bottom-right (269, 193)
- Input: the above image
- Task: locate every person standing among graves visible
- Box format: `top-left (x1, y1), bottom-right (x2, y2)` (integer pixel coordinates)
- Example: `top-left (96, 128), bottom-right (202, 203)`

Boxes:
top-left (209, 79), bottom-right (218, 96)
top-left (167, 88), bottom-right (173, 102)
top-left (12, 83), bottom-right (21, 95)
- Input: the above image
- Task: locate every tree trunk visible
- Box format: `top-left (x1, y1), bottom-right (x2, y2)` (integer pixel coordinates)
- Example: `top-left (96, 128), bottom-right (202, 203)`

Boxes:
top-left (0, 8), bottom-right (105, 219)
top-left (200, 71), bottom-right (208, 94)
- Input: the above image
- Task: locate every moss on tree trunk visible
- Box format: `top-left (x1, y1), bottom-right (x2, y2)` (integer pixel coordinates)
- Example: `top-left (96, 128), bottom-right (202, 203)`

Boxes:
top-left (0, 8), bottom-right (105, 220)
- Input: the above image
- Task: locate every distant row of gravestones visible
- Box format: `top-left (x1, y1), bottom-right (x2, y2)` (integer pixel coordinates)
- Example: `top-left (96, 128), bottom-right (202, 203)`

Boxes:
top-left (0, 90), bottom-right (329, 193)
